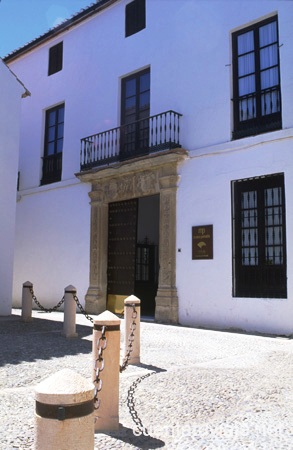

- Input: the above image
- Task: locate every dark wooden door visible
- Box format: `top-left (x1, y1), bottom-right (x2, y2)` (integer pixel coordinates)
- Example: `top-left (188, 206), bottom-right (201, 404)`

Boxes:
top-left (107, 199), bottom-right (138, 297)
top-left (135, 242), bottom-right (158, 316)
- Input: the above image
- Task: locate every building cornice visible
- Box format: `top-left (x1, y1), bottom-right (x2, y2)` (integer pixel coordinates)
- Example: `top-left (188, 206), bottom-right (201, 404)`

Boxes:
top-left (76, 148), bottom-right (189, 184)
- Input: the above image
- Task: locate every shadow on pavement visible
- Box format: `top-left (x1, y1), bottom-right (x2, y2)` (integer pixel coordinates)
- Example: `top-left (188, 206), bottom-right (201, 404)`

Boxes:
top-left (0, 314), bottom-right (93, 367)
top-left (134, 363), bottom-right (167, 373)
top-left (103, 424), bottom-right (165, 449)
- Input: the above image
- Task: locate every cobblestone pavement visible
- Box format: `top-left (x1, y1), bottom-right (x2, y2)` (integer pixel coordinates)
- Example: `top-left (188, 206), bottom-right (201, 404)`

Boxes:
top-left (0, 309), bottom-right (292, 449)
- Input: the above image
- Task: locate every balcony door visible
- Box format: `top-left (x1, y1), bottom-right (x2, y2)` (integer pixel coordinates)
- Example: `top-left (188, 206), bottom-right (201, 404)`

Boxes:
top-left (121, 69), bottom-right (150, 159)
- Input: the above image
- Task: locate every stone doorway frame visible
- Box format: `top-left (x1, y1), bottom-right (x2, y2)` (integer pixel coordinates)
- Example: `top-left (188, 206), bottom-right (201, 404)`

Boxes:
top-left (76, 148), bottom-right (188, 323)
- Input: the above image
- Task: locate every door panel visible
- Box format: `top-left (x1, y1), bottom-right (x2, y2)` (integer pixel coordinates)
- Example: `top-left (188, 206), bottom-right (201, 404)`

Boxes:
top-left (107, 199), bottom-right (138, 297)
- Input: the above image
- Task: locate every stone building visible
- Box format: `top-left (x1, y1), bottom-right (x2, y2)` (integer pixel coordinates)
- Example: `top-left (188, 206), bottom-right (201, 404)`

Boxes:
top-left (4, 0), bottom-right (293, 335)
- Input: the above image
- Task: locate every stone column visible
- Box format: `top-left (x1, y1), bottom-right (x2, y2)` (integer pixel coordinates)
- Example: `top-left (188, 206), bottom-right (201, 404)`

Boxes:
top-left (85, 188), bottom-right (108, 315)
top-left (63, 285), bottom-right (78, 338)
top-left (22, 281), bottom-right (33, 322)
top-left (92, 310), bottom-right (120, 431)
top-left (124, 295), bottom-right (140, 365)
top-left (155, 174), bottom-right (180, 323)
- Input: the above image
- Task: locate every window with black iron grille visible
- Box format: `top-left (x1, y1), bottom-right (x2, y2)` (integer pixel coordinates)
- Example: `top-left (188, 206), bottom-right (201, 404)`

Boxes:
top-left (232, 173), bottom-right (287, 298)
top-left (125, 0), bottom-right (145, 37)
top-left (41, 104), bottom-right (64, 185)
top-left (232, 16), bottom-right (282, 139)
top-left (120, 68), bottom-right (150, 159)
top-left (48, 42), bottom-right (63, 76)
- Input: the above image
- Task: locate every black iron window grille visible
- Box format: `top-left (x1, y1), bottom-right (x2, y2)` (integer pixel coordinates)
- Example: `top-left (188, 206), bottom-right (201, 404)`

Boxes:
top-left (232, 16), bottom-right (282, 139)
top-left (232, 173), bottom-right (287, 298)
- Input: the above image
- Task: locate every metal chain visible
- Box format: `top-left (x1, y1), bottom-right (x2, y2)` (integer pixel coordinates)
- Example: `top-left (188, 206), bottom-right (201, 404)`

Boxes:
top-left (127, 371), bottom-right (156, 436)
top-left (120, 304), bottom-right (137, 373)
top-left (73, 294), bottom-right (94, 323)
top-left (93, 325), bottom-right (107, 409)
top-left (29, 287), bottom-right (65, 313)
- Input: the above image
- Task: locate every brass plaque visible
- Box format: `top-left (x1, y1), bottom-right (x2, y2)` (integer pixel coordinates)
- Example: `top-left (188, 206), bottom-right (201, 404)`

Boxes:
top-left (192, 225), bottom-right (213, 260)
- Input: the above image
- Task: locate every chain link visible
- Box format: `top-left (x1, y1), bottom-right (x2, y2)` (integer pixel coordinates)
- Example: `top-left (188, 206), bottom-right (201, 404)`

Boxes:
top-left (73, 295), bottom-right (94, 323)
top-left (93, 325), bottom-right (107, 409)
top-left (120, 304), bottom-right (137, 373)
top-left (127, 371), bottom-right (156, 436)
top-left (29, 287), bottom-right (65, 313)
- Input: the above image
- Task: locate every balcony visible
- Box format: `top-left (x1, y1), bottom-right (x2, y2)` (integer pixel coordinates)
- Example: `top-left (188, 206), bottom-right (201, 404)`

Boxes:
top-left (80, 110), bottom-right (182, 171)
top-left (41, 152), bottom-right (62, 185)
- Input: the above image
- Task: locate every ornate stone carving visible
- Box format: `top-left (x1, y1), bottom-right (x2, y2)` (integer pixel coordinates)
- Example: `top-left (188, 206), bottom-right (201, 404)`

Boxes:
top-left (79, 149), bottom-right (188, 321)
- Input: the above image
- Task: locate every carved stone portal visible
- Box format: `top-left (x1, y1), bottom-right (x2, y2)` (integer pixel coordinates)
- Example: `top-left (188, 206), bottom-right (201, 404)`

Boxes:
top-left (76, 149), bottom-right (188, 323)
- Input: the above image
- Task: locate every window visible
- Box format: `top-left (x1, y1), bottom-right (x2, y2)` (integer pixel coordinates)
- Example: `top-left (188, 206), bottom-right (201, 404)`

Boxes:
top-left (48, 42), bottom-right (63, 75)
top-left (41, 104), bottom-right (64, 185)
top-left (232, 16), bottom-right (282, 139)
top-left (232, 173), bottom-right (287, 298)
top-left (120, 68), bottom-right (150, 158)
top-left (125, 0), bottom-right (145, 37)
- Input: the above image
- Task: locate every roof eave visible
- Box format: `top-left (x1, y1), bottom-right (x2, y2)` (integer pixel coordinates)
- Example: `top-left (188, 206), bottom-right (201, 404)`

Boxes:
top-left (3, 0), bottom-right (119, 63)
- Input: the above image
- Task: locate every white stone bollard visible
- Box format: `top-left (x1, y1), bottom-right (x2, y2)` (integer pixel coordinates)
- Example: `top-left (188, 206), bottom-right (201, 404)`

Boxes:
top-left (22, 281), bottom-right (33, 322)
top-left (35, 368), bottom-right (94, 450)
top-left (124, 295), bottom-right (140, 365)
top-left (92, 310), bottom-right (120, 431)
top-left (63, 285), bottom-right (78, 338)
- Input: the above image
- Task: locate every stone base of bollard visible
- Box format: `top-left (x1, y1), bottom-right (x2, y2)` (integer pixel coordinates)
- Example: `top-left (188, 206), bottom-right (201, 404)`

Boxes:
top-left (35, 369), bottom-right (94, 450)
top-left (124, 295), bottom-right (141, 365)
top-left (22, 281), bottom-right (33, 322)
top-left (93, 310), bottom-right (121, 432)
top-left (63, 285), bottom-right (78, 338)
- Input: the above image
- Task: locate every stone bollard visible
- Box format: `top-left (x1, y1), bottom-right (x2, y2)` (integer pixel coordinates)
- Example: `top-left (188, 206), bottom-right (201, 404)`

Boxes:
top-left (124, 295), bottom-right (141, 365)
top-left (22, 281), bottom-right (33, 322)
top-left (92, 310), bottom-right (120, 431)
top-left (35, 368), bottom-right (94, 450)
top-left (63, 285), bottom-right (78, 338)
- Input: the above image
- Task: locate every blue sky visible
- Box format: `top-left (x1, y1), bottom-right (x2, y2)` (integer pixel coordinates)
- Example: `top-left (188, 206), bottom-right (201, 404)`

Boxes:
top-left (0, 0), bottom-right (93, 58)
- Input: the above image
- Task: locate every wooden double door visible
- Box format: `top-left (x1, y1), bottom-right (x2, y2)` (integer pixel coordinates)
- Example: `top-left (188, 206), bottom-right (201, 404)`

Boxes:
top-left (107, 198), bottom-right (158, 316)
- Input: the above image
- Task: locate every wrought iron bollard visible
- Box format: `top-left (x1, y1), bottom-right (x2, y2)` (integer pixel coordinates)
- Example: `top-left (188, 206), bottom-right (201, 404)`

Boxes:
top-left (93, 310), bottom-right (120, 431)
top-left (63, 285), bottom-right (78, 338)
top-left (35, 368), bottom-right (94, 450)
top-left (124, 295), bottom-right (140, 366)
top-left (22, 281), bottom-right (33, 322)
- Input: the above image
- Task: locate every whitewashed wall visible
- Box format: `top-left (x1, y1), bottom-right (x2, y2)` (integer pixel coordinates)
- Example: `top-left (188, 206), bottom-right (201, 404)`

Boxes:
top-left (8, 0), bottom-right (293, 333)
top-left (0, 60), bottom-right (25, 315)
top-left (177, 133), bottom-right (293, 336)
top-left (174, 1), bottom-right (293, 335)
top-left (13, 181), bottom-right (90, 308)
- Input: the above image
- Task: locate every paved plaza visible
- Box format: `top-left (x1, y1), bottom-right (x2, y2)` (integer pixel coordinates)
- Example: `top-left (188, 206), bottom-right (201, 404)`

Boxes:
top-left (0, 309), bottom-right (292, 449)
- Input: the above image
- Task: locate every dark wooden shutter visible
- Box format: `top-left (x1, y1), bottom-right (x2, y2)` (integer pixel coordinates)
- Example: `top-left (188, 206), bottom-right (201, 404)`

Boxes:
top-left (48, 42), bottom-right (63, 75)
top-left (125, 0), bottom-right (145, 37)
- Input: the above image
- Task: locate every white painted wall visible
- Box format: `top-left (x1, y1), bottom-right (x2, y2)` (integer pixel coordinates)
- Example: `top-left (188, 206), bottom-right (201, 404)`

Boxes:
top-left (177, 132), bottom-right (293, 336)
top-left (13, 180), bottom-right (90, 308)
top-left (7, 0), bottom-right (293, 333)
top-left (0, 59), bottom-right (25, 315)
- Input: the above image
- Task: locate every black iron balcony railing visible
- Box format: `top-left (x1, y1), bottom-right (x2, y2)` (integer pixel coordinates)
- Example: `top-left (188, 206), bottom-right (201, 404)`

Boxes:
top-left (41, 152), bottom-right (62, 185)
top-left (232, 86), bottom-right (282, 139)
top-left (80, 110), bottom-right (182, 171)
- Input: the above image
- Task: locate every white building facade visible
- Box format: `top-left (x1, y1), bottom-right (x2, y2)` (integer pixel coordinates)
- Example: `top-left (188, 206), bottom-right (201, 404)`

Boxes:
top-left (0, 59), bottom-right (28, 315)
top-left (5, 0), bottom-right (293, 335)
